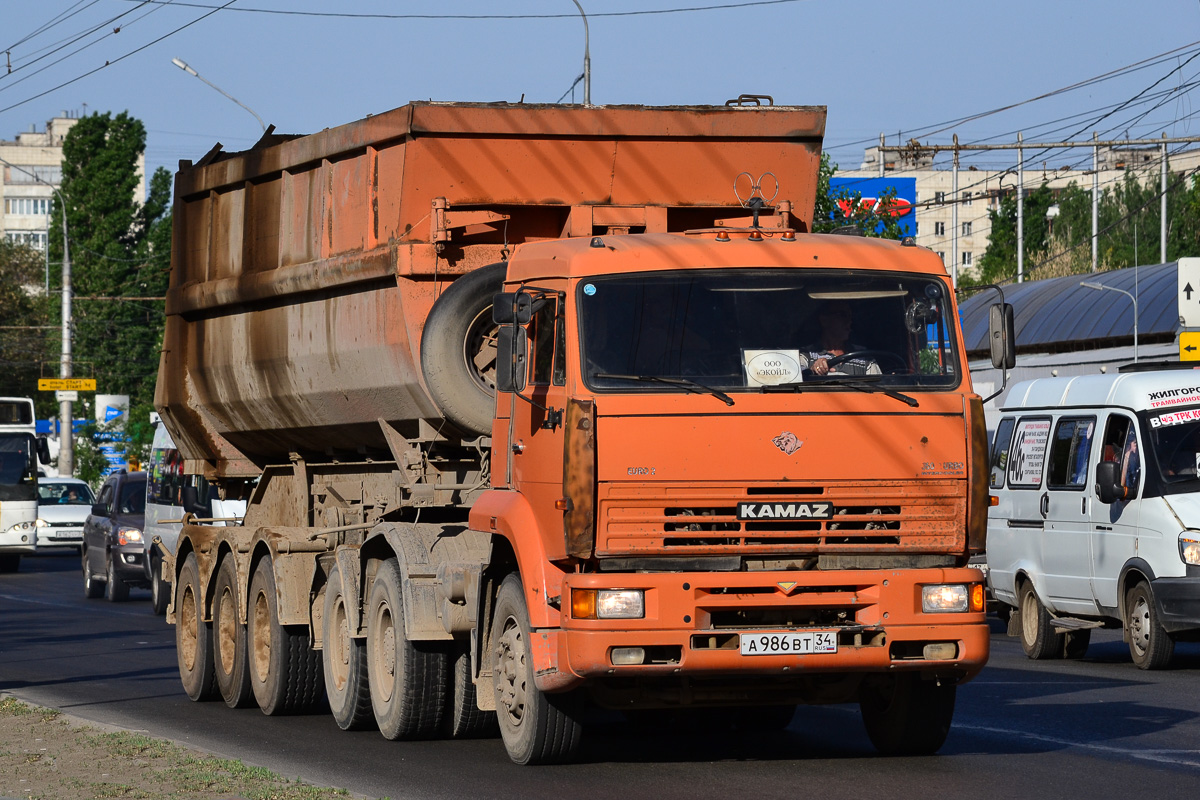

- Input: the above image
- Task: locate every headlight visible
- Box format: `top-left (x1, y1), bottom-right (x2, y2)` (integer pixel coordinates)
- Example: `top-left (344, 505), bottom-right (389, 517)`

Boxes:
top-left (571, 589), bottom-right (645, 620)
top-left (117, 527), bottom-right (143, 546)
top-left (1180, 532), bottom-right (1200, 566)
top-left (6, 519), bottom-right (48, 534)
top-left (922, 584), bottom-right (969, 613)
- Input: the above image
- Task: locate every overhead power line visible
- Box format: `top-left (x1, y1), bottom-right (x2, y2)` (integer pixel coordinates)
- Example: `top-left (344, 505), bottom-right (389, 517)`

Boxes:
top-left (114, 0), bottom-right (810, 19)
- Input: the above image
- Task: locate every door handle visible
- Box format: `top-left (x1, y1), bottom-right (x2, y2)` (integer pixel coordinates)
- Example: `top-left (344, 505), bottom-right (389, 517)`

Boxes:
top-left (1081, 497), bottom-right (1087, 515)
top-left (1039, 493), bottom-right (1049, 519)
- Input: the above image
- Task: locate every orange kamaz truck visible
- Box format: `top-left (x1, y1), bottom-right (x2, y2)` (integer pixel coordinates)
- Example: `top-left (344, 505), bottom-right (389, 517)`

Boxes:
top-left (155, 100), bottom-right (1004, 765)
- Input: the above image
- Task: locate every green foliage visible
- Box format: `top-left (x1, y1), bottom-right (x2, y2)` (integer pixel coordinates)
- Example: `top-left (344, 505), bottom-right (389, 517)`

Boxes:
top-left (0, 240), bottom-right (55, 405)
top-left (970, 167), bottom-right (1200, 286)
top-left (71, 419), bottom-right (118, 490)
top-left (813, 153), bottom-right (905, 239)
top-left (47, 111), bottom-right (172, 411)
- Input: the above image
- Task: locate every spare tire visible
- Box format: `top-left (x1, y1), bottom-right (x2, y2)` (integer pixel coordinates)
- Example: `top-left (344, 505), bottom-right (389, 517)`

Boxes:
top-left (421, 262), bottom-right (507, 436)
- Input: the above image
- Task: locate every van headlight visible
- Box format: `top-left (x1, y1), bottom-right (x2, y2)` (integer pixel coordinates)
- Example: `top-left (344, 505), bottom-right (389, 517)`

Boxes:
top-left (922, 584), bottom-right (969, 613)
top-left (1179, 532), bottom-right (1200, 566)
top-left (6, 519), bottom-right (48, 534)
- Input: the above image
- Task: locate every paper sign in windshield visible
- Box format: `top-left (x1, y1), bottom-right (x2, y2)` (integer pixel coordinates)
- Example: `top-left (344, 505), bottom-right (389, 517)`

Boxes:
top-left (744, 350), bottom-right (802, 387)
top-left (1151, 408), bottom-right (1200, 428)
top-left (1009, 418), bottom-right (1050, 486)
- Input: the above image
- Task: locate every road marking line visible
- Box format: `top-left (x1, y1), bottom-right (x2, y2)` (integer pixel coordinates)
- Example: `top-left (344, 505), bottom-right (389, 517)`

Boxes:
top-left (959, 724), bottom-right (1200, 768)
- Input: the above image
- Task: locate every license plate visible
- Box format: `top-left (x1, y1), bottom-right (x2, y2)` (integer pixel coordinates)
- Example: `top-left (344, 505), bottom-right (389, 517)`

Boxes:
top-left (739, 631), bottom-right (838, 656)
top-left (52, 531), bottom-right (79, 540)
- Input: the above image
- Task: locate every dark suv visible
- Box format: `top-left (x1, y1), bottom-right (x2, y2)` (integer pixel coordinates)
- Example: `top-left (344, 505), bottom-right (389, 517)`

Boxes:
top-left (82, 471), bottom-right (147, 602)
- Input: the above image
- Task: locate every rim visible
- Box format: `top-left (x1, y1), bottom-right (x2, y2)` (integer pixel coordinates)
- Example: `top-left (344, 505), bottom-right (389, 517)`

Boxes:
top-left (369, 598), bottom-right (397, 703)
top-left (180, 583), bottom-right (198, 672)
top-left (495, 615), bottom-right (527, 728)
top-left (330, 592), bottom-right (350, 692)
top-left (252, 589), bottom-right (271, 682)
top-left (1020, 588), bottom-right (1038, 646)
top-left (1129, 594), bottom-right (1151, 656)
top-left (463, 306), bottom-right (499, 395)
top-left (217, 586), bottom-right (237, 675)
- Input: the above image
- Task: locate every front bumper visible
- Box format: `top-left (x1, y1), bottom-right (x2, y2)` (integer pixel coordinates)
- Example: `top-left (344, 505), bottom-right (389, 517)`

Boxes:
top-left (544, 567), bottom-right (989, 692)
top-left (109, 546), bottom-right (146, 582)
top-left (0, 528), bottom-right (38, 555)
top-left (37, 525), bottom-right (83, 547)
top-left (1151, 576), bottom-right (1200, 633)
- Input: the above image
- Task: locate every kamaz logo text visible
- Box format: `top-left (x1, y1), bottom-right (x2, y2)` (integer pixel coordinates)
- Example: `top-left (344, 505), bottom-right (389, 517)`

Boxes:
top-left (737, 502), bottom-right (833, 520)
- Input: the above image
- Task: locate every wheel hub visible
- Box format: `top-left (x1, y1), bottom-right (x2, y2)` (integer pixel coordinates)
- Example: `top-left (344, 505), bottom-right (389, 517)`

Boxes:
top-left (495, 618), bottom-right (527, 723)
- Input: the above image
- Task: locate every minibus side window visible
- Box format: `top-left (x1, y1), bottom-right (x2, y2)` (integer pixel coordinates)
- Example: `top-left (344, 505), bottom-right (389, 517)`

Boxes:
top-left (1007, 416), bottom-right (1052, 489)
top-left (990, 418), bottom-right (1016, 489)
top-left (1047, 417), bottom-right (1096, 490)
top-left (1100, 415), bottom-right (1140, 496)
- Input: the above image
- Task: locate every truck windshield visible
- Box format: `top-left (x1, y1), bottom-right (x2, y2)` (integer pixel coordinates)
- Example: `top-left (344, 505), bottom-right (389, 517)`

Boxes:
top-left (1146, 408), bottom-right (1200, 485)
top-left (0, 432), bottom-right (37, 501)
top-left (579, 269), bottom-right (959, 393)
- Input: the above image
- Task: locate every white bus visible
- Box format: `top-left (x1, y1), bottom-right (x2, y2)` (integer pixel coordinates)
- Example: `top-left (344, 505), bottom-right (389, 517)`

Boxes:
top-left (0, 397), bottom-right (52, 572)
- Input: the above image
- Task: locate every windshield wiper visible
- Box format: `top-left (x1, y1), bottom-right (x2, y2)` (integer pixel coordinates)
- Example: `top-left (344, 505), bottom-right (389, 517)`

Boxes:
top-left (595, 373), bottom-right (736, 406)
top-left (762, 375), bottom-right (919, 407)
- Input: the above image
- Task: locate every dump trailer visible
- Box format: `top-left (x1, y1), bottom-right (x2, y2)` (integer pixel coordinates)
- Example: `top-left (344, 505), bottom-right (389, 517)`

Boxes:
top-left (156, 100), bottom-right (997, 764)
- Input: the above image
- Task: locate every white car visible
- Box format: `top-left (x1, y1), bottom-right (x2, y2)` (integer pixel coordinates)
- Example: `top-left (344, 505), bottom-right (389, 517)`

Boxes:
top-left (36, 478), bottom-right (96, 548)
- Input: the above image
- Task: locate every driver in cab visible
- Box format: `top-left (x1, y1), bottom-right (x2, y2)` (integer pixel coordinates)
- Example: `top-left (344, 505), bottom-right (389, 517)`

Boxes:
top-left (800, 300), bottom-right (881, 377)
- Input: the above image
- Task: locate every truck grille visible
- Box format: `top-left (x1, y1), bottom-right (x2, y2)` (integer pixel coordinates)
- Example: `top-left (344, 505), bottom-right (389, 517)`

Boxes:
top-left (597, 481), bottom-right (963, 556)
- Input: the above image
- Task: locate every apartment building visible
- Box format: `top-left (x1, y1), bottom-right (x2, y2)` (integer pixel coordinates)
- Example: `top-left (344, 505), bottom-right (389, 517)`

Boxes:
top-left (839, 144), bottom-right (1200, 283)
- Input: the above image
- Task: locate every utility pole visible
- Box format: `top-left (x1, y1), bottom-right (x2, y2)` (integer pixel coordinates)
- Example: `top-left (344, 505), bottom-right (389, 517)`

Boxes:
top-left (1162, 132), bottom-right (1169, 265)
top-left (569, 1), bottom-right (591, 105)
top-left (1092, 132), bottom-right (1099, 272)
top-left (1017, 132), bottom-right (1024, 283)
top-left (952, 135), bottom-right (959, 287)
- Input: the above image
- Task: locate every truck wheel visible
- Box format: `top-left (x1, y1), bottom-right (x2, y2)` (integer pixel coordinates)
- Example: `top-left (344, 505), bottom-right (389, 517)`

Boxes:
top-left (492, 573), bottom-right (583, 764)
top-left (212, 557), bottom-right (254, 708)
top-left (176, 552), bottom-right (218, 701)
top-left (1018, 581), bottom-right (1059, 660)
top-left (105, 555), bottom-right (130, 602)
top-left (323, 564), bottom-right (374, 731)
top-left (859, 673), bottom-right (956, 755)
top-left (247, 558), bottom-right (325, 715)
top-left (0, 554), bottom-right (20, 573)
top-left (1126, 581), bottom-right (1174, 670)
top-left (420, 261), bottom-right (506, 436)
top-left (83, 548), bottom-right (103, 599)
top-left (366, 559), bottom-right (447, 739)
top-left (150, 554), bottom-right (170, 616)
top-left (444, 641), bottom-right (498, 739)
top-left (1062, 628), bottom-right (1091, 659)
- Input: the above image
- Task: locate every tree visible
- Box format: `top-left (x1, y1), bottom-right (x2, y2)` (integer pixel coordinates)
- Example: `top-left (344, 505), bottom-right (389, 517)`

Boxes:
top-left (47, 111), bottom-right (172, 414)
top-left (967, 182), bottom-right (1056, 287)
top-left (0, 240), bottom-right (54, 404)
top-left (813, 153), bottom-right (906, 239)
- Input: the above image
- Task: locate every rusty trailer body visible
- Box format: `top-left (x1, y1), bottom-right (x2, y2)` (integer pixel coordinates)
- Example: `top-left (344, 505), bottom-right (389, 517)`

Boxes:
top-left (155, 100), bottom-right (992, 766)
top-left (156, 101), bottom-right (825, 480)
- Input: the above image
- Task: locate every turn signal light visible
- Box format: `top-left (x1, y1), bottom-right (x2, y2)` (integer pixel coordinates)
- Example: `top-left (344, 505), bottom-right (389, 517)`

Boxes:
top-left (971, 583), bottom-right (986, 612)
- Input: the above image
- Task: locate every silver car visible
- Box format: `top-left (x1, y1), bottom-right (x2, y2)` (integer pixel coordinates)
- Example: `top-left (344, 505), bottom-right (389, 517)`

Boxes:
top-left (36, 478), bottom-right (95, 548)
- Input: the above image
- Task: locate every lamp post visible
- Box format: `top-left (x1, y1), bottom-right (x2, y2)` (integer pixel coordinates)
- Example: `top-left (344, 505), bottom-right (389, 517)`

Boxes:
top-left (569, 0), bottom-right (591, 105)
top-left (171, 57), bottom-right (266, 132)
top-left (1082, 281), bottom-right (1137, 362)
top-left (0, 156), bottom-right (73, 474)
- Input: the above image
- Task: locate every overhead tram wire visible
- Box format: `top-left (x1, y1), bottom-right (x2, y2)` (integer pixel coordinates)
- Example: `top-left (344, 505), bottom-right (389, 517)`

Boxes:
top-left (0, 0), bottom-right (240, 117)
top-left (113, 0), bottom-right (812, 19)
top-left (0, 2), bottom-right (178, 95)
top-left (1, 0), bottom-right (102, 55)
top-left (0, 1), bottom-right (160, 81)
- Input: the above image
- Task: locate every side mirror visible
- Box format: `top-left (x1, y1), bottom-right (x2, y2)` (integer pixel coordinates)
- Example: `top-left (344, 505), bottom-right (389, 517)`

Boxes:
top-left (495, 324), bottom-right (528, 394)
top-left (1095, 460), bottom-right (1124, 504)
top-left (989, 303), bottom-right (1016, 370)
top-left (181, 484), bottom-right (205, 514)
top-left (91, 503), bottom-right (106, 517)
top-left (36, 436), bottom-right (51, 465)
top-left (493, 292), bottom-right (533, 325)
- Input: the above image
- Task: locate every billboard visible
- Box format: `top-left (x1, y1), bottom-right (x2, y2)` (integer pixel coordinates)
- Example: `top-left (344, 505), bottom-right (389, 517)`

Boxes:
top-left (828, 176), bottom-right (917, 237)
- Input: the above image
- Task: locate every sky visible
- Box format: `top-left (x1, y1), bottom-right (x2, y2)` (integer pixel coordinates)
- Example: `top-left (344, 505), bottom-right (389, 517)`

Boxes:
top-left (3, 0), bottom-right (1200, 195)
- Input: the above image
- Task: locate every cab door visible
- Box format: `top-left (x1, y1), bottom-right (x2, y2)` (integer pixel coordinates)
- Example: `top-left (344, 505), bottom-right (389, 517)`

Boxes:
top-left (507, 286), bottom-right (570, 559)
top-left (1089, 412), bottom-right (1141, 610)
top-left (1040, 415), bottom-right (1098, 613)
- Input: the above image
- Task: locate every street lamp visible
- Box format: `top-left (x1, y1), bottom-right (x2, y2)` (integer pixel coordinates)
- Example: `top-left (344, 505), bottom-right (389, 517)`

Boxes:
top-left (171, 57), bottom-right (266, 132)
top-left (0, 156), bottom-right (74, 475)
top-left (1081, 280), bottom-right (1137, 362)
top-left (569, 0), bottom-right (591, 105)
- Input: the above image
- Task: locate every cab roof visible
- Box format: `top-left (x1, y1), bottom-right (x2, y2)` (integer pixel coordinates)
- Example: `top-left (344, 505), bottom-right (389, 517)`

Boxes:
top-left (1002, 368), bottom-right (1200, 413)
top-left (504, 232), bottom-right (949, 284)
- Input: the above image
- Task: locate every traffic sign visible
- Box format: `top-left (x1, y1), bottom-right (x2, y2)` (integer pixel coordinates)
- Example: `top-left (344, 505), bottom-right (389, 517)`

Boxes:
top-left (38, 378), bottom-right (96, 391)
top-left (1180, 258), bottom-right (1200, 328)
top-left (55, 390), bottom-right (78, 402)
top-left (1181, 331), bottom-right (1200, 361)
